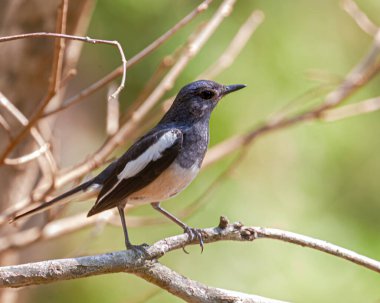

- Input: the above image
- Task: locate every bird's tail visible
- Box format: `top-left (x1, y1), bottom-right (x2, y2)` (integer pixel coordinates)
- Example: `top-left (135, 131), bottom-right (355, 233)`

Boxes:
top-left (10, 180), bottom-right (100, 222)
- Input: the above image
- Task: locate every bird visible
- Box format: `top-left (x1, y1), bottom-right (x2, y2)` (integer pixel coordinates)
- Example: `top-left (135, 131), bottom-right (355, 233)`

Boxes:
top-left (11, 80), bottom-right (246, 251)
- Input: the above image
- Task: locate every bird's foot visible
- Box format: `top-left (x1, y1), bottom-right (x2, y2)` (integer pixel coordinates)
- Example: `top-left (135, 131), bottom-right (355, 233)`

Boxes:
top-left (183, 226), bottom-right (204, 253)
top-left (126, 243), bottom-right (149, 255)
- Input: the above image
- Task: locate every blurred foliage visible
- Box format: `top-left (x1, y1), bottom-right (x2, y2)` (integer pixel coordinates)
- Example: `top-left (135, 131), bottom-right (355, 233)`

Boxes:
top-left (27, 0), bottom-right (380, 302)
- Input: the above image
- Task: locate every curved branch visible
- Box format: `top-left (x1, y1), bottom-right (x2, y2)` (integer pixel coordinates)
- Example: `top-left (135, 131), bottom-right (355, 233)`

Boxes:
top-left (135, 262), bottom-right (286, 303)
top-left (4, 143), bottom-right (50, 165)
top-left (254, 226), bottom-right (380, 273)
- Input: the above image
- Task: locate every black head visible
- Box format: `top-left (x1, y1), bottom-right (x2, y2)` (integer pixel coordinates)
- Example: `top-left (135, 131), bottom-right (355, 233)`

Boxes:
top-left (161, 80), bottom-right (246, 123)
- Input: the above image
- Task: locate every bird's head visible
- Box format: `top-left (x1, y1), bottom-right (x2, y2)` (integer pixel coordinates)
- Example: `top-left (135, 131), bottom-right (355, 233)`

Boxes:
top-left (163, 80), bottom-right (246, 123)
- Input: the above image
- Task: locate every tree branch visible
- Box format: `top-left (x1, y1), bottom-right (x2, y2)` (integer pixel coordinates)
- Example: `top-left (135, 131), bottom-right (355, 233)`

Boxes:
top-left (0, 92), bottom-right (57, 176)
top-left (320, 96), bottom-right (380, 121)
top-left (1, 217), bottom-right (379, 295)
top-left (134, 262), bottom-right (286, 303)
top-left (199, 9), bottom-right (265, 79)
top-left (341, 0), bottom-right (378, 36)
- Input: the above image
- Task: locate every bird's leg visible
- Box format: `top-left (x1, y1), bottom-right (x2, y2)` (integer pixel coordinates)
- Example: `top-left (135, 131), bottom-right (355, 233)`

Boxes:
top-left (151, 202), bottom-right (204, 252)
top-left (118, 206), bottom-right (133, 249)
top-left (151, 202), bottom-right (187, 229)
top-left (117, 206), bottom-right (148, 252)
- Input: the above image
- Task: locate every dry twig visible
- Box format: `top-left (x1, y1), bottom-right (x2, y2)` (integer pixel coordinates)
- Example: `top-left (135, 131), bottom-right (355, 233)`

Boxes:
top-left (200, 10), bottom-right (265, 79)
top-left (0, 93), bottom-right (57, 174)
top-left (341, 0), bottom-right (378, 36)
top-left (4, 144), bottom-right (50, 166)
top-left (106, 83), bottom-right (120, 135)
top-left (0, 114), bottom-right (12, 140)
top-left (321, 96), bottom-right (380, 121)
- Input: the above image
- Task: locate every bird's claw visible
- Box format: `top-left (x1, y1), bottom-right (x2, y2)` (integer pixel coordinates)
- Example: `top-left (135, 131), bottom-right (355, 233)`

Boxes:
top-left (183, 226), bottom-right (204, 253)
top-left (127, 243), bottom-right (149, 255)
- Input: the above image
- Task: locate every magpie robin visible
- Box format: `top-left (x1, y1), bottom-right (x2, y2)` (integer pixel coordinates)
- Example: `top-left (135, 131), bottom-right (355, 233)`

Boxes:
top-left (12, 80), bottom-right (246, 251)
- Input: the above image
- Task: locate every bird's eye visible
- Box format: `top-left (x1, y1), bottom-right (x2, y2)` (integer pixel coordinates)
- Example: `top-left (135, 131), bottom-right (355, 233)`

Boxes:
top-left (200, 90), bottom-right (215, 100)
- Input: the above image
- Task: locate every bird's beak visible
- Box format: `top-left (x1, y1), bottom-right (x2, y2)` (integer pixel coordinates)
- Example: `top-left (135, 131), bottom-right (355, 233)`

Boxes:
top-left (223, 84), bottom-right (246, 96)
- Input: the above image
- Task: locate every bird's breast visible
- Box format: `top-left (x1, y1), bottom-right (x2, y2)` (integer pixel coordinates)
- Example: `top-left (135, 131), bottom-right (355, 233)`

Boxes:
top-left (176, 122), bottom-right (209, 169)
top-left (127, 161), bottom-right (200, 205)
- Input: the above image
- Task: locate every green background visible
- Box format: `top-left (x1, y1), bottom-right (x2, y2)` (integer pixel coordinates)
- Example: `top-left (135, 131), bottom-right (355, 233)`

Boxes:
top-left (29, 0), bottom-right (380, 302)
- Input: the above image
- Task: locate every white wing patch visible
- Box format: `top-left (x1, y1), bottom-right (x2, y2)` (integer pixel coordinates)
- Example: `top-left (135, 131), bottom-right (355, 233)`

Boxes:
top-left (118, 130), bottom-right (179, 180)
top-left (97, 130), bottom-right (180, 204)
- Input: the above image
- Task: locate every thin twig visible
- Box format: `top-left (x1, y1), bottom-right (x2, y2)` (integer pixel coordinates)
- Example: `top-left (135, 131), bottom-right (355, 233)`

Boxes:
top-left (254, 225), bottom-right (380, 273)
top-left (42, 67), bottom-right (123, 119)
top-left (200, 10), bottom-right (265, 79)
top-left (60, 68), bottom-right (77, 89)
top-left (106, 83), bottom-right (120, 135)
top-left (0, 114), bottom-right (12, 140)
top-left (4, 144), bottom-right (50, 166)
top-left (0, 93), bottom-right (57, 173)
top-left (123, 53), bottom-right (178, 121)
top-left (321, 96), bottom-right (380, 121)
top-left (341, 0), bottom-right (378, 36)
top-left (51, 0), bottom-right (68, 92)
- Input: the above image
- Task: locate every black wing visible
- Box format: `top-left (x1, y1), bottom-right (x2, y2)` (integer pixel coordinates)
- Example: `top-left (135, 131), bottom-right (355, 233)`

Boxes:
top-left (87, 128), bottom-right (183, 216)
